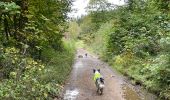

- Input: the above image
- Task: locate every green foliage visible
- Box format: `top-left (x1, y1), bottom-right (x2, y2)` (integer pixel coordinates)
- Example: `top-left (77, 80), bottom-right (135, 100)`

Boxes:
top-left (0, 47), bottom-right (48, 99)
top-left (78, 0), bottom-right (116, 42)
top-left (0, 1), bottom-right (20, 14)
top-left (88, 22), bottom-right (113, 58)
top-left (0, 40), bottom-right (75, 99)
top-left (67, 21), bottom-right (81, 39)
top-left (0, 0), bottom-right (72, 57)
top-left (88, 0), bottom-right (114, 12)
top-left (28, 0), bottom-right (72, 51)
top-left (41, 40), bottom-right (75, 84)
top-left (0, 0), bottom-right (75, 99)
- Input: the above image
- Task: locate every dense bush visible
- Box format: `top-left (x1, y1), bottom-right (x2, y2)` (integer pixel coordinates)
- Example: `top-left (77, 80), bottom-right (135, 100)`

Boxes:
top-left (0, 0), bottom-right (75, 99)
top-left (0, 40), bottom-right (75, 99)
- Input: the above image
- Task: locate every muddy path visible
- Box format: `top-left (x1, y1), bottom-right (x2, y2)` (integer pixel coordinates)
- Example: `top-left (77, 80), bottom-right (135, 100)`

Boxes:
top-left (61, 49), bottom-right (157, 100)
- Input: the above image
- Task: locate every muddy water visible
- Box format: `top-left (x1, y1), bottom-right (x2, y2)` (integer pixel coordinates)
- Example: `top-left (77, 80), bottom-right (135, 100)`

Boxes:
top-left (63, 60), bottom-right (83, 100)
top-left (122, 83), bottom-right (157, 100)
top-left (123, 85), bottom-right (141, 100)
top-left (62, 49), bottom-right (157, 100)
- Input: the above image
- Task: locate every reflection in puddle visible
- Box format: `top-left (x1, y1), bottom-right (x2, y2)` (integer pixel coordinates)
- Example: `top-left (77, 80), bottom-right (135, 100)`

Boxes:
top-left (64, 89), bottom-right (79, 100)
top-left (122, 84), bottom-right (141, 100)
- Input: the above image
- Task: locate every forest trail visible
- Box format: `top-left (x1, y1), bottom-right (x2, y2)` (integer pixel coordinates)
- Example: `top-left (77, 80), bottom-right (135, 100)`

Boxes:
top-left (61, 48), bottom-right (156, 100)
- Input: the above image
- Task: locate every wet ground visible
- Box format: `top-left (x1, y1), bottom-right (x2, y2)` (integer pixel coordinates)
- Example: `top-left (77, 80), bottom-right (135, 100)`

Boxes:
top-left (60, 49), bottom-right (157, 100)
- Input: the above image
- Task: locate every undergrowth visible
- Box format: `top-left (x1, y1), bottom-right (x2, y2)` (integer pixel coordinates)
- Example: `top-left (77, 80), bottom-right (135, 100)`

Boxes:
top-left (0, 40), bottom-right (76, 99)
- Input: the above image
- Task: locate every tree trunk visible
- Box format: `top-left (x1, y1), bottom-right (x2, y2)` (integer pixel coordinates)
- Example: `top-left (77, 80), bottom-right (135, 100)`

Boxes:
top-left (13, 15), bottom-right (17, 39)
top-left (4, 17), bottom-right (9, 40)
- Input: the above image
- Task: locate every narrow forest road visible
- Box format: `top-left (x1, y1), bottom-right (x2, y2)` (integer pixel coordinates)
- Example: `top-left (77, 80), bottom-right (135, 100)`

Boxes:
top-left (61, 48), bottom-right (156, 100)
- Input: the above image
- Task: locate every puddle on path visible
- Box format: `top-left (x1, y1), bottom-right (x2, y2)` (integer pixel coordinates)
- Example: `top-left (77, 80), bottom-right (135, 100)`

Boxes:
top-left (64, 89), bottom-right (79, 100)
top-left (122, 84), bottom-right (141, 100)
top-left (74, 60), bottom-right (83, 69)
top-left (122, 84), bottom-right (157, 100)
